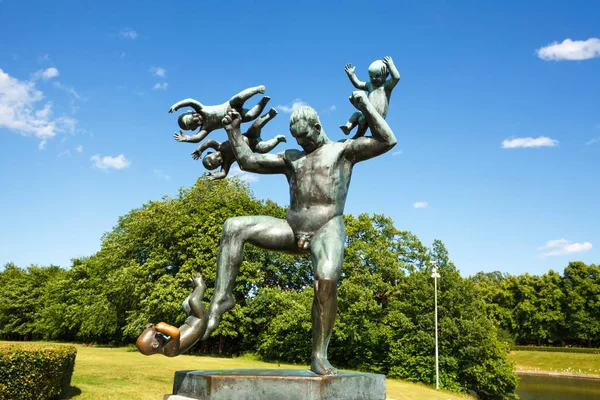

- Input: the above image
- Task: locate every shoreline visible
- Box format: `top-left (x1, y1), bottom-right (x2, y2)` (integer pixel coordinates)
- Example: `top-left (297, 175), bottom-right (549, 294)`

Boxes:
top-left (517, 369), bottom-right (600, 380)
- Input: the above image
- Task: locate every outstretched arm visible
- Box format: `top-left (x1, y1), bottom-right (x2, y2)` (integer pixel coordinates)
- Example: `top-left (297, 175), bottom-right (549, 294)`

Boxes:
top-left (345, 64), bottom-right (368, 90)
top-left (168, 98), bottom-right (204, 113)
top-left (191, 139), bottom-right (221, 160)
top-left (222, 110), bottom-right (288, 175)
top-left (344, 91), bottom-right (397, 164)
top-left (155, 322), bottom-right (181, 357)
top-left (383, 56), bottom-right (400, 91)
top-left (174, 129), bottom-right (210, 144)
top-left (207, 162), bottom-right (231, 180)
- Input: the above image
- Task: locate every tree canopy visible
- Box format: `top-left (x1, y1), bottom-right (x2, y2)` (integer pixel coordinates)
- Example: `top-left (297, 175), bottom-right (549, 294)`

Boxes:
top-left (1, 177), bottom-right (518, 399)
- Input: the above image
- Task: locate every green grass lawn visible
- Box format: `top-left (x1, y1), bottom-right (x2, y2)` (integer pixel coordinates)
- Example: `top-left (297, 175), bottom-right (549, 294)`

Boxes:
top-left (508, 350), bottom-right (600, 375)
top-left (1, 341), bottom-right (474, 399)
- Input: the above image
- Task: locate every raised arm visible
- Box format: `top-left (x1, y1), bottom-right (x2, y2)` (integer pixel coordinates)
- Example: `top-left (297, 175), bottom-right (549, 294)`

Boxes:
top-left (174, 129), bottom-right (210, 144)
top-left (155, 322), bottom-right (181, 357)
top-left (345, 64), bottom-right (368, 90)
top-left (168, 98), bottom-right (204, 113)
top-left (192, 139), bottom-right (221, 160)
top-left (343, 91), bottom-right (397, 164)
top-left (383, 56), bottom-right (400, 91)
top-left (207, 162), bottom-right (231, 181)
top-left (222, 110), bottom-right (288, 175)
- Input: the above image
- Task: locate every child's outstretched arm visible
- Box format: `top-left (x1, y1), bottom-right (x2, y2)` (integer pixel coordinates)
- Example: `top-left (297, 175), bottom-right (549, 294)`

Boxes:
top-left (384, 56), bottom-right (400, 91)
top-left (174, 129), bottom-right (210, 144)
top-left (192, 139), bottom-right (221, 160)
top-left (207, 162), bottom-right (231, 180)
top-left (169, 98), bottom-right (204, 113)
top-left (345, 64), bottom-right (368, 90)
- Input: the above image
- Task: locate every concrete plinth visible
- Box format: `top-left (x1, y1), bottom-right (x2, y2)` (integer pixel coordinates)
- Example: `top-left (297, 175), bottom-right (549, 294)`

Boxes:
top-left (164, 369), bottom-right (386, 400)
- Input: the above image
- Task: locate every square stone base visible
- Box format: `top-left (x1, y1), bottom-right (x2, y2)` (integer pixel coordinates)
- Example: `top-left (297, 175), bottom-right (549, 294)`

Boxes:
top-left (164, 369), bottom-right (386, 400)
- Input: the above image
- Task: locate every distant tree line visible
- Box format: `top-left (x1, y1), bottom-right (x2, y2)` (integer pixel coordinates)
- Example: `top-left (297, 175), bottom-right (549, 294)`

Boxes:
top-left (471, 262), bottom-right (600, 348)
top-left (0, 178), bottom-right (517, 399)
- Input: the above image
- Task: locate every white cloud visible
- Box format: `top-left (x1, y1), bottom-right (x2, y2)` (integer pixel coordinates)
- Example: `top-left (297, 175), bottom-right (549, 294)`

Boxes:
top-left (150, 66), bottom-right (166, 77)
top-left (52, 81), bottom-right (82, 100)
top-left (33, 67), bottom-right (59, 81)
top-left (276, 99), bottom-right (308, 113)
top-left (57, 150), bottom-right (71, 158)
top-left (228, 166), bottom-right (259, 183)
top-left (585, 137), bottom-right (600, 146)
top-left (76, 145), bottom-right (83, 153)
top-left (537, 38), bottom-right (600, 61)
top-left (119, 28), bottom-right (137, 40)
top-left (91, 154), bottom-right (131, 170)
top-left (413, 202), bottom-right (428, 209)
top-left (153, 169), bottom-right (170, 180)
top-left (502, 136), bottom-right (558, 149)
top-left (0, 68), bottom-right (77, 146)
top-left (153, 82), bottom-right (168, 90)
top-left (392, 150), bottom-right (403, 156)
top-left (538, 239), bottom-right (593, 257)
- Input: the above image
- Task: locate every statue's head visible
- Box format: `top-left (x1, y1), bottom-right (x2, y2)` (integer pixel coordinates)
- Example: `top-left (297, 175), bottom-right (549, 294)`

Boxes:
top-left (368, 60), bottom-right (389, 87)
top-left (202, 151), bottom-right (223, 170)
top-left (136, 323), bottom-right (162, 356)
top-left (178, 112), bottom-right (202, 131)
top-left (290, 106), bottom-right (324, 153)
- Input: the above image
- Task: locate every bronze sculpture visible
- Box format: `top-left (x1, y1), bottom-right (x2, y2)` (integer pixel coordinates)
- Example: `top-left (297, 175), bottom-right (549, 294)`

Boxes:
top-left (139, 61), bottom-right (397, 377)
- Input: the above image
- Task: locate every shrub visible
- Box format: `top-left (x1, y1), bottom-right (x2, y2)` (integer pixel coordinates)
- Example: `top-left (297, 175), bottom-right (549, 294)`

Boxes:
top-left (0, 343), bottom-right (77, 400)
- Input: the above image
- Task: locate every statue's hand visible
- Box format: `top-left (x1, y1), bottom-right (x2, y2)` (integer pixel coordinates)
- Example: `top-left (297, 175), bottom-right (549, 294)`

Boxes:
top-left (192, 149), bottom-right (201, 160)
top-left (275, 135), bottom-right (287, 143)
top-left (349, 91), bottom-right (368, 111)
top-left (383, 56), bottom-right (394, 66)
top-left (345, 64), bottom-right (355, 75)
top-left (168, 104), bottom-right (177, 113)
top-left (222, 109), bottom-right (242, 131)
top-left (206, 172), bottom-right (220, 181)
top-left (174, 130), bottom-right (187, 142)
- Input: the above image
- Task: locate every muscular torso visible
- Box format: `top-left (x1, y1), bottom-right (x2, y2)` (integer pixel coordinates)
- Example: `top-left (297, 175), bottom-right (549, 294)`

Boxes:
top-left (284, 141), bottom-right (353, 234)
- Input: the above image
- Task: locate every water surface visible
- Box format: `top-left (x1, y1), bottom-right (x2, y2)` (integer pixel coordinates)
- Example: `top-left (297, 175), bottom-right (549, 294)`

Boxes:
top-left (517, 374), bottom-right (600, 400)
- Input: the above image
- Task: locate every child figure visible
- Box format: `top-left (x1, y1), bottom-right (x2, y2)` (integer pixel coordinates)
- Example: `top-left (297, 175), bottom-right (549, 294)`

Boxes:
top-left (136, 275), bottom-right (208, 357)
top-left (169, 85), bottom-right (270, 145)
top-left (192, 108), bottom-right (286, 180)
top-left (340, 56), bottom-right (400, 138)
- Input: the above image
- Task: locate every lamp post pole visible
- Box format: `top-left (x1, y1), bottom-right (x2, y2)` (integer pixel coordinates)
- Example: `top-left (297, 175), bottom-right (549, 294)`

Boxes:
top-left (431, 261), bottom-right (440, 390)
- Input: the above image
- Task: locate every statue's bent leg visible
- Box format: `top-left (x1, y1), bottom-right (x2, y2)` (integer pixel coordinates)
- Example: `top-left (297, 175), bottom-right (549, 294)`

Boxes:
top-left (241, 96), bottom-right (270, 122)
top-left (229, 85), bottom-right (266, 109)
top-left (245, 108), bottom-right (278, 139)
top-left (202, 216), bottom-right (296, 340)
top-left (254, 137), bottom-right (280, 153)
top-left (309, 215), bottom-right (345, 375)
top-left (188, 275), bottom-right (207, 319)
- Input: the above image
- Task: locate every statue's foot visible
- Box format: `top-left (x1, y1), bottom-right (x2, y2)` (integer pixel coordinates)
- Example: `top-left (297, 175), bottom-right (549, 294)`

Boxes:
top-left (259, 96), bottom-right (271, 105)
top-left (339, 125), bottom-right (351, 135)
top-left (201, 293), bottom-right (235, 340)
top-left (349, 91), bottom-right (368, 110)
top-left (257, 85), bottom-right (266, 94)
top-left (311, 355), bottom-right (338, 376)
top-left (268, 108), bottom-right (278, 117)
top-left (190, 274), bottom-right (204, 288)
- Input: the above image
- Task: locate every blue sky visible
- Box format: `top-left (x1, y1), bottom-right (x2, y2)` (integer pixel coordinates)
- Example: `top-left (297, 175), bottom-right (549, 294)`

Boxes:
top-left (1, 0), bottom-right (598, 277)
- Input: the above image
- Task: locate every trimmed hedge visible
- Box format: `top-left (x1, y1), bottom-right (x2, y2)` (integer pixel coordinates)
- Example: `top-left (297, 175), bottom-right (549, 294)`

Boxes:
top-left (512, 346), bottom-right (600, 354)
top-left (0, 343), bottom-right (77, 400)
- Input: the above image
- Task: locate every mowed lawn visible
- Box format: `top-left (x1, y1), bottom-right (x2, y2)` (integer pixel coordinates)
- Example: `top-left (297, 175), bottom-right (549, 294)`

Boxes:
top-left (508, 350), bottom-right (600, 375)
top-left (2, 342), bottom-right (474, 400)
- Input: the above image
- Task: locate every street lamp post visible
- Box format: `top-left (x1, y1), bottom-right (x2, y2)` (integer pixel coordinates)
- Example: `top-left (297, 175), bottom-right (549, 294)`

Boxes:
top-left (431, 261), bottom-right (440, 390)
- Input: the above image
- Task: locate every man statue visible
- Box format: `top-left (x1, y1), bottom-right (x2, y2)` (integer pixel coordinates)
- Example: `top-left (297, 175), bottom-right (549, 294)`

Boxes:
top-left (201, 91), bottom-right (397, 376)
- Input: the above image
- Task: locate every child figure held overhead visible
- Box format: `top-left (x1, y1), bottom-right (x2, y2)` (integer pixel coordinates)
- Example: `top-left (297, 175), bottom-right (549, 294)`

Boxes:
top-left (170, 85), bottom-right (270, 145)
top-left (340, 56), bottom-right (400, 138)
top-left (192, 108), bottom-right (286, 180)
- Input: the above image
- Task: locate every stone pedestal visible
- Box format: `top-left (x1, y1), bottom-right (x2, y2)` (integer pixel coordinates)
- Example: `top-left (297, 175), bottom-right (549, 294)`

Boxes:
top-left (164, 369), bottom-right (386, 400)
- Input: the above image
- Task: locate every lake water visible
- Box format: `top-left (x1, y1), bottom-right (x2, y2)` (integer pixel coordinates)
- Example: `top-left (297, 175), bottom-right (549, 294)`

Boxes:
top-left (517, 374), bottom-right (600, 399)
